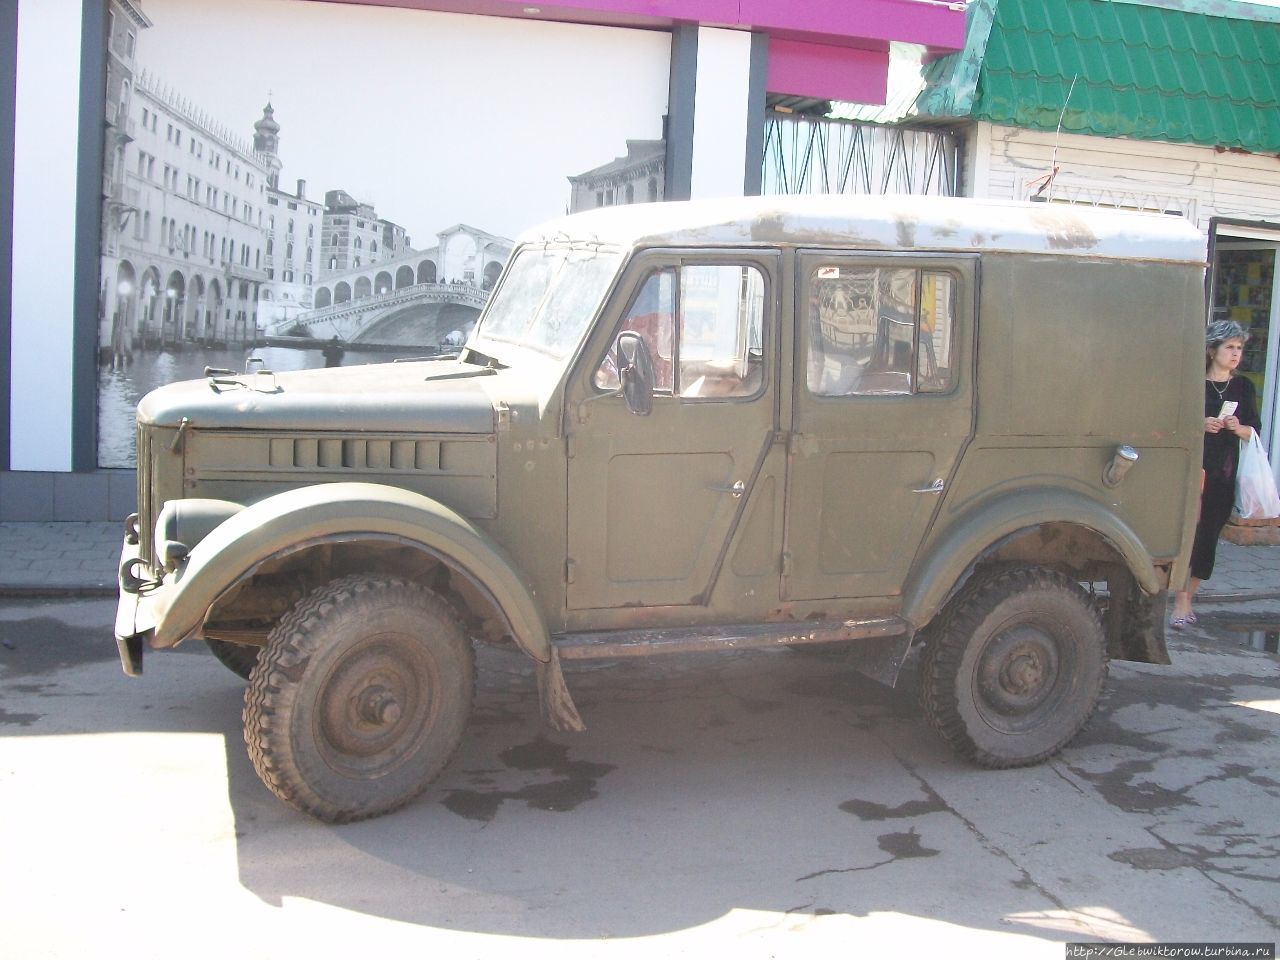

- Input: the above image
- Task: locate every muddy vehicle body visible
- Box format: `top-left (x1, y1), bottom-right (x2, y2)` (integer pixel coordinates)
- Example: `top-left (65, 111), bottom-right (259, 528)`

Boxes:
top-left (116, 195), bottom-right (1207, 822)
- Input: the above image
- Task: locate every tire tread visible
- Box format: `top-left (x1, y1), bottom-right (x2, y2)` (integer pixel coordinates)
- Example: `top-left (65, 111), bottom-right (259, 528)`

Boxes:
top-left (244, 574), bottom-right (474, 823)
top-left (919, 566), bottom-right (1107, 769)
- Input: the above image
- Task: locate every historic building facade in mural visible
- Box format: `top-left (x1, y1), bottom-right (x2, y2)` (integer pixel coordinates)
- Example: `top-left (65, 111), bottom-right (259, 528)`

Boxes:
top-left (92, 0), bottom-right (533, 467)
top-left (568, 139), bottom-right (665, 213)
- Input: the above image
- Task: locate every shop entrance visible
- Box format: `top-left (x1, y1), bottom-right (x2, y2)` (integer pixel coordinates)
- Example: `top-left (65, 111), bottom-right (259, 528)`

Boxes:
top-left (1211, 229), bottom-right (1280, 472)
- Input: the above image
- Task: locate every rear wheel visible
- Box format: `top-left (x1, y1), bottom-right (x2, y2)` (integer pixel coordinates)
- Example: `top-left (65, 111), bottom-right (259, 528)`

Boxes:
top-left (244, 574), bottom-right (474, 823)
top-left (919, 566), bottom-right (1106, 768)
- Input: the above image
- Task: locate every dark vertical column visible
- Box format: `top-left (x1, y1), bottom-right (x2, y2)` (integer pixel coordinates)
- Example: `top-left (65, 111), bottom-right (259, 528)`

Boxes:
top-left (72, 0), bottom-right (107, 471)
top-left (0, 0), bottom-right (18, 471)
top-left (743, 32), bottom-right (768, 197)
top-left (664, 24), bottom-right (697, 203)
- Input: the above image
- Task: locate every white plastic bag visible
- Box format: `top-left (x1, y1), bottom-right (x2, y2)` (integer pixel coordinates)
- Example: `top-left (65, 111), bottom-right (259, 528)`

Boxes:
top-left (1235, 431), bottom-right (1280, 520)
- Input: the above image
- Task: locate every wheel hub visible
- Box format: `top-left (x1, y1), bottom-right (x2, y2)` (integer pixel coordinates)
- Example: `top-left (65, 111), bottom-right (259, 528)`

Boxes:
top-left (356, 685), bottom-right (402, 726)
top-left (1001, 651), bottom-right (1045, 695)
top-left (978, 624), bottom-right (1061, 717)
top-left (316, 637), bottom-right (436, 771)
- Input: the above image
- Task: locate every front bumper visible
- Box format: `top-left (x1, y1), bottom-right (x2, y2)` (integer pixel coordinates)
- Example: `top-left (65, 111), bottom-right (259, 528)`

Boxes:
top-left (114, 536), bottom-right (160, 676)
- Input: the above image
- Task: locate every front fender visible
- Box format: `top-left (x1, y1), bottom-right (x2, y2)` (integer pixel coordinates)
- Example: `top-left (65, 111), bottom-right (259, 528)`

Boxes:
top-left (901, 489), bottom-right (1160, 629)
top-left (146, 482), bottom-right (552, 662)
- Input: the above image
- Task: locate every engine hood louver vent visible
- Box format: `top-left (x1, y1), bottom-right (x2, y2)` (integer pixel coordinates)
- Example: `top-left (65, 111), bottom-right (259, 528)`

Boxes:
top-left (183, 430), bottom-right (497, 519)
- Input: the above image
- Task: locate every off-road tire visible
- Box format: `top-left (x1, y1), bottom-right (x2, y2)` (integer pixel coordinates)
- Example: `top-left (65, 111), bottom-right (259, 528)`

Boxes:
top-left (918, 566), bottom-right (1107, 768)
top-left (205, 638), bottom-right (261, 681)
top-left (244, 574), bottom-right (475, 823)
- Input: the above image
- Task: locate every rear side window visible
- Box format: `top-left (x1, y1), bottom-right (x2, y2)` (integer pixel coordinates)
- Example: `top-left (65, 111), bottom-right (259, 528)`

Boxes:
top-left (807, 265), bottom-right (956, 397)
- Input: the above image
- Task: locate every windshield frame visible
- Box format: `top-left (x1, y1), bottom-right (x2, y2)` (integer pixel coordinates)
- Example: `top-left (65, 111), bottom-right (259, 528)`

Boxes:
top-left (470, 241), bottom-right (623, 364)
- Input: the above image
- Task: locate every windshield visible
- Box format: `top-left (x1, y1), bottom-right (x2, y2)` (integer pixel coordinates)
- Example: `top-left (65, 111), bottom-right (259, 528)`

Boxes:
top-left (475, 245), bottom-right (621, 360)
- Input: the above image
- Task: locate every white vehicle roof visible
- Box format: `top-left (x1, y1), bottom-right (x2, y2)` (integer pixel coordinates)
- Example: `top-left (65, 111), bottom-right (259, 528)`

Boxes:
top-left (520, 194), bottom-right (1208, 265)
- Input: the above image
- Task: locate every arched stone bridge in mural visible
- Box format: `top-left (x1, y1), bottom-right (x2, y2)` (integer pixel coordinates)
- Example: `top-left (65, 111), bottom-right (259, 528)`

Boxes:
top-left (277, 281), bottom-right (491, 344)
top-left (264, 236), bottom-right (509, 346)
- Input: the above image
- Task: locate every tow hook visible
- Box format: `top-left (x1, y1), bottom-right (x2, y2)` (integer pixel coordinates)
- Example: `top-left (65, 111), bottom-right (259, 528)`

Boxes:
top-left (119, 556), bottom-right (159, 594)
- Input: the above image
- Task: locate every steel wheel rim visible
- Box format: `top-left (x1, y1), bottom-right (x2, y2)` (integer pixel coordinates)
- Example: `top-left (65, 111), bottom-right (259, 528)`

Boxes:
top-left (973, 622), bottom-right (1070, 734)
top-left (314, 633), bottom-right (438, 779)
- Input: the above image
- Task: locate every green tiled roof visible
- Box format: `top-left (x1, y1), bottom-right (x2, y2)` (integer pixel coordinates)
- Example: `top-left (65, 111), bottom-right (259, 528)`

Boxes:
top-left (917, 0), bottom-right (1280, 154)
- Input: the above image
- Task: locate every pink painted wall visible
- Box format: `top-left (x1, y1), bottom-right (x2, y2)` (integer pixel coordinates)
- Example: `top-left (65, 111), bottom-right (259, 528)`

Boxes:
top-left (741, 0), bottom-right (962, 48)
top-left (768, 38), bottom-right (888, 104)
top-left (337, 0), bottom-right (965, 49)
top-left (323, 0), bottom-right (965, 102)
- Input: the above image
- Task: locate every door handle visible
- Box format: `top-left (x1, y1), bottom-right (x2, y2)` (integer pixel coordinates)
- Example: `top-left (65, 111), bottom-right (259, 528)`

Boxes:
top-left (912, 478), bottom-right (945, 494)
top-left (711, 480), bottom-right (746, 498)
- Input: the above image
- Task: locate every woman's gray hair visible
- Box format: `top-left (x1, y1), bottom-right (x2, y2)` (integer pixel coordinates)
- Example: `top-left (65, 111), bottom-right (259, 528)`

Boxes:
top-left (1206, 319), bottom-right (1250, 346)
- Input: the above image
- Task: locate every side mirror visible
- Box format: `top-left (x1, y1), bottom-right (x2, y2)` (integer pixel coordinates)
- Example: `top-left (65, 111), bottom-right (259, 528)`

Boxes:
top-left (616, 331), bottom-right (655, 416)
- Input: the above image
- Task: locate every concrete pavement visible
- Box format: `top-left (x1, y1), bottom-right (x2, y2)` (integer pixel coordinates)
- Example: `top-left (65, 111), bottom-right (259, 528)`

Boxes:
top-left (3, 519), bottom-right (1279, 601)
top-left (1, 594), bottom-right (1276, 955)
top-left (2, 522), bottom-right (1278, 954)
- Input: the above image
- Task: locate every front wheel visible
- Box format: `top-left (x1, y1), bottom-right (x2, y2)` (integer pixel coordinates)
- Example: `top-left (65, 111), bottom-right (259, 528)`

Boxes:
top-left (919, 566), bottom-right (1107, 768)
top-left (205, 637), bottom-right (260, 681)
top-left (244, 574), bottom-right (475, 823)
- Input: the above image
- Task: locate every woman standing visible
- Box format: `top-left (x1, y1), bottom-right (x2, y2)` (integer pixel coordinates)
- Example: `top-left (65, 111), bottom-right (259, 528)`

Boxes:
top-left (1171, 320), bottom-right (1261, 628)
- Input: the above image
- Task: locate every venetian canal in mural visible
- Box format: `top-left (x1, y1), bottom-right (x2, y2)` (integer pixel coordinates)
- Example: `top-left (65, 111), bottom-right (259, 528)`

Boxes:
top-left (96, 0), bottom-right (669, 466)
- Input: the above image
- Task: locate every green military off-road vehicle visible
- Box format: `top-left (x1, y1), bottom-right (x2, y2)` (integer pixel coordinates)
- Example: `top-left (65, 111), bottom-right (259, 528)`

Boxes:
top-left (115, 195), bottom-right (1207, 823)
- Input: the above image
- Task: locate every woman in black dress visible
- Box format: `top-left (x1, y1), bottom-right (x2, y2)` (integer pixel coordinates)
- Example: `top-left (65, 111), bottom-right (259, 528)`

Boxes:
top-left (1171, 320), bottom-right (1260, 628)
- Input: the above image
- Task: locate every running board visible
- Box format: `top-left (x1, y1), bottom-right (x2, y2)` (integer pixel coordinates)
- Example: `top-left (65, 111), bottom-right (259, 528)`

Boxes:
top-left (553, 617), bottom-right (910, 661)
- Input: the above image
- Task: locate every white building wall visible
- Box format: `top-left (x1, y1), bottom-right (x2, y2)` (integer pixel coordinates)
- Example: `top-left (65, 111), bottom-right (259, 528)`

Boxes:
top-left (9, 0), bottom-right (82, 471)
top-left (689, 27), bottom-right (753, 201)
top-left (1, 3), bottom-right (772, 516)
top-left (972, 123), bottom-right (1280, 231)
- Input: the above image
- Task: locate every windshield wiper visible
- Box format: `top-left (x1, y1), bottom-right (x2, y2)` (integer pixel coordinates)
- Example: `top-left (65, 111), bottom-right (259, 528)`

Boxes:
top-left (421, 367), bottom-right (498, 382)
top-left (459, 346), bottom-right (508, 370)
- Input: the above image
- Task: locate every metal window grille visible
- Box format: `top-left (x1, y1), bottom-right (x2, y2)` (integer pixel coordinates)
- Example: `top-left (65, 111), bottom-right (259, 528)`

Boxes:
top-left (762, 112), bottom-right (962, 198)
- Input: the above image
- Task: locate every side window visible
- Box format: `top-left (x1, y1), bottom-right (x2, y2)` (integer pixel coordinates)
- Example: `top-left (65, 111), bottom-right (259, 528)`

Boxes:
top-left (678, 265), bottom-right (764, 398)
top-left (595, 263), bottom-right (766, 399)
top-left (807, 264), bottom-right (956, 396)
top-left (917, 271), bottom-right (955, 393)
top-left (595, 268), bottom-right (676, 392)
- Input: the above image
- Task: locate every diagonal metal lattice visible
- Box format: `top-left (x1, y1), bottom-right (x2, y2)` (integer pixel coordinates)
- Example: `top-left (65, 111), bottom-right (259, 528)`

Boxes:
top-left (762, 113), bottom-right (962, 198)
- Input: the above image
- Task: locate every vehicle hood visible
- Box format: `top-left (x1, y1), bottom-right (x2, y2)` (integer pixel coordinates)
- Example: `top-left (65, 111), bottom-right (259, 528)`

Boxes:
top-left (136, 359), bottom-right (497, 434)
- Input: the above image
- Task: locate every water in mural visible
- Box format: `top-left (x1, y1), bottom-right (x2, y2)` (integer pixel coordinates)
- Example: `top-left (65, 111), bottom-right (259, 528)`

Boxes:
top-left (96, 0), bottom-right (669, 467)
top-left (97, 343), bottom-right (431, 468)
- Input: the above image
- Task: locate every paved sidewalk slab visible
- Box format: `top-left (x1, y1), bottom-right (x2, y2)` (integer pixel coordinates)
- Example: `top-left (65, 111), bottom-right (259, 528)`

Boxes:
top-left (0, 521), bottom-right (121, 595)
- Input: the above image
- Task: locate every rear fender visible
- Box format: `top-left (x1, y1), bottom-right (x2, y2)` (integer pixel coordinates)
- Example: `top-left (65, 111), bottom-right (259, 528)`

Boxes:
top-left (146, 482), bottom-right (552, 662)
top-left (902, 489), bottom-right (1160, 630)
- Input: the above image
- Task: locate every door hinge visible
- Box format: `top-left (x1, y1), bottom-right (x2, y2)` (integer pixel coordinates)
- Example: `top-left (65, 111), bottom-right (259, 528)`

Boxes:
top-left (495, 401), bottom-right (511, 430)
top-left (566, 558), bottom-right (577, 584)
top-left (566, 434), bottom-right (577, 459)
top-left (781, 551), bottom-right (793, 577)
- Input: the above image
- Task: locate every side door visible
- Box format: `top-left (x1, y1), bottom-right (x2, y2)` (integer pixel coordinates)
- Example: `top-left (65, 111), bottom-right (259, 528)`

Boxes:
top-left (566, 250), bottom-right (781, 611)
top-left (784, 252), bottom-right (976, 602)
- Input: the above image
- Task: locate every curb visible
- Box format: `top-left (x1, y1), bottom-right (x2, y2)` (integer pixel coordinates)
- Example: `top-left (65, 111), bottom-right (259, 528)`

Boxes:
top-left (0, 584), bottom-right (117, 599)
top-left (1193, 590), bottom-right (1280, 604)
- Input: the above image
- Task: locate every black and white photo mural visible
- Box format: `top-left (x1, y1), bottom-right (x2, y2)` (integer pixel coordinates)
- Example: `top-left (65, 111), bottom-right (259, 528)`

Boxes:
top-left (96, 0), bottom-right (670, 467)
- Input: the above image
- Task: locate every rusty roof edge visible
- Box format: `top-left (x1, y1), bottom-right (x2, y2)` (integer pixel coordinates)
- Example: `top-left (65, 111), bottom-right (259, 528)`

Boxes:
top-left (1109, 0), bottom-right (1280, 22)
top-left (518, 194), bottom-right (1209, 266)
top-left (912, 0), bottom-right (1000, 119)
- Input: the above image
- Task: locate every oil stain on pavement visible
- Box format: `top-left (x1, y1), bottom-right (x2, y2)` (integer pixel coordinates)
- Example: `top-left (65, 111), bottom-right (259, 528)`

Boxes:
top-left (441, 736), bottom-right (616, 823)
